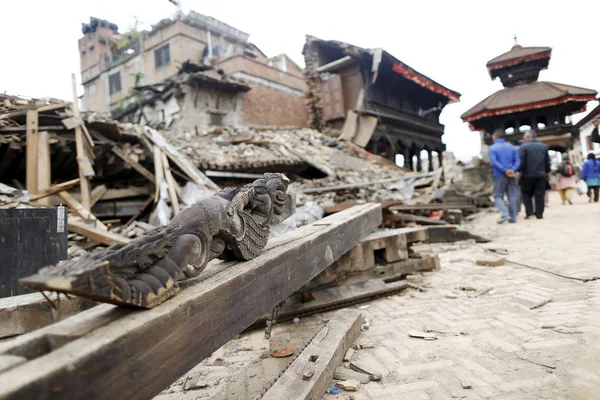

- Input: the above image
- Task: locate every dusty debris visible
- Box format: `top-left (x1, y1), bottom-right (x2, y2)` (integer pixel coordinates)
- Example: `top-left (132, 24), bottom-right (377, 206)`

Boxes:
top-left (468, 287), bottom-right (494, 298)
top-left (343, 348), bottom-right (355, 361)
top-left (461, 381), bottom-right (472, 389)
top-left (335, 379), bottom-right (361, 392)
top-left (408, 330), bottom-right (439, 340)
top-left (476, 257), bottom-right (506, 267)
top-left (334, 367), bottom-right (372, 384)
top-left (406, 274), bottom-right (423, 284)
top-left (349, 360), bottom-right (382, 381)
top-left (269, 334), bottom-right (295, 358)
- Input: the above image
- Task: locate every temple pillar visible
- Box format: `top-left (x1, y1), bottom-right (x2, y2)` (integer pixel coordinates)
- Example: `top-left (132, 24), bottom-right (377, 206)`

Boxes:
top-left (416, 148), bottom-right (423, 172)
top-left (403, 147), bottom-right (411, 170)
top-left (437, 150), bottom-right (444, 168)
top-left (427, 150), bottom-right (434, 172)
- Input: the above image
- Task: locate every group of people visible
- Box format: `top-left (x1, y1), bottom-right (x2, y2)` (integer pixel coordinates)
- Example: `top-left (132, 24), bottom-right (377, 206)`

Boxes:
top-left (490, 126), bottom-right (600, 224)
top-left (489, 130), bottom-right (550, 223)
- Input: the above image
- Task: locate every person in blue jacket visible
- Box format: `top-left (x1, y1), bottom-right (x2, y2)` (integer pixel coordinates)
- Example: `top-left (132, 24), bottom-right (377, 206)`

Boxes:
top-left (580, 152), bottom-right (600, 202)
top-left (489, 130), bottom-right (521, 223)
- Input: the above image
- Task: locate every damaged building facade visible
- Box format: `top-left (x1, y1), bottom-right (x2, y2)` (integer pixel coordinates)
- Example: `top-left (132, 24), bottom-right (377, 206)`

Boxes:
top-left (78, 12), bottom-right (308, 129)
top-left (303, 36), bottom-right (461, 171)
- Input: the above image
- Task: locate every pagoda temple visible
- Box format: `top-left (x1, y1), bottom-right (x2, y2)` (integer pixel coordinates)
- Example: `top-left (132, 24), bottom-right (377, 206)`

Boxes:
top-left (461, 39), bottom-right (597, 152)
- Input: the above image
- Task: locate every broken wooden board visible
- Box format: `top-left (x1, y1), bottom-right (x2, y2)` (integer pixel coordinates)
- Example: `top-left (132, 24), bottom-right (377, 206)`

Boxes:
top-left (29, 179), bottom-right (80, 202)
top-left (384, 212), bottom-right (448, 227)
top-left (339, 110), bottom-right (358, 142)
top-left (425, 225), bottom-right (492, 243)
top-left (144, 127), bottom-right (219, 191)
top-left (0, 203), bottom-right (381, 400)
top-left (0, 292), bottom-right (96, 339)
top-left (68, 219), bottom-right (130, 246)
top-left (262, 309), bottom-right (364, 400)
top-left (251, 279), bottom-right (408, 329)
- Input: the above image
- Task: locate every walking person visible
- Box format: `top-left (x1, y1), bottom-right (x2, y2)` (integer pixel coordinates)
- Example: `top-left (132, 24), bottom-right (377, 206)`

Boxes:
top-left (580, 153), bottom-right (600, 203)
top-left (509, 139), bottom-right (522, 215)
top-left (557, 154), bottom-right (576, 205)
top-left (519, 130), bottom-right (550, 219)
top-left (489, 131), bottom-right (520, 224)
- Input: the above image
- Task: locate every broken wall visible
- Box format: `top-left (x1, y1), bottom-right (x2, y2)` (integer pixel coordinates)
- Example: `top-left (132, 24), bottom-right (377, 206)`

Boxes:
top-left (171, 85), bottom-right (243, 131)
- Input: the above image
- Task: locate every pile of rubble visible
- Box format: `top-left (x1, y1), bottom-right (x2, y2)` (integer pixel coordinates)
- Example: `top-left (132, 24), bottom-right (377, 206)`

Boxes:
top-left (0, 90), bottom-right (492, 259)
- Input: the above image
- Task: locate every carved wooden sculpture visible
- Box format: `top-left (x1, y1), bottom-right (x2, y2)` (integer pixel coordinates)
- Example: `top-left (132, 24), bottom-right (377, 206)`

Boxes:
top-left (20, 173), bottom-right (294, 308)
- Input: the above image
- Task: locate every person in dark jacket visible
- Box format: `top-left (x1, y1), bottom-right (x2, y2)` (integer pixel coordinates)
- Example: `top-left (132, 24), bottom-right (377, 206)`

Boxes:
top-left (519, 130), bottom-right (550, 219)
top-left (580, 152), bottom-right (600, 202)
top-left (489, 130), bottom-right (520, 223)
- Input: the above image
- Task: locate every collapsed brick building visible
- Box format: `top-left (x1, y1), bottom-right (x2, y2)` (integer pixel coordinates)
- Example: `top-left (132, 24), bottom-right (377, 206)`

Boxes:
top-left (78, 12), bottom-right (308, 129)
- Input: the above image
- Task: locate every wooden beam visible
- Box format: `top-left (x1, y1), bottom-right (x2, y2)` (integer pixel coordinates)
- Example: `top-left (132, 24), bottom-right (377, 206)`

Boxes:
top-left (389, 203), bottom-right (476, 211)
top-left (161, 152), bottom-right (180, 214)
top-left (36, 131), bottom-right (51, 206)
top-left (152, 145), bottom-right (164, 204)
top-left (0, 203), bottom-right (381, 400)
top-left (144, 127), bottom-right (219, 191)
top-left (424, 225), bottom-right (492, 243)
top-left (0, 292), bottom-right (95, 339)
top-left (111, 147), bottom-right (155, 183)
top-left (58, 191), bottom-right (107, 231)
top-left (262, 309), bottom-right (364, 400)
top-left (68, 219), bottom-right (130, 246)
top-left (90, 185), bottom-right (108, 207)
top-left (25, 110), bottom-right (38, 195)
top-left (29, 179), bottom-right (79, 202)
top-left (71, 73), bottom-right (92, 209)
top-left (251, 280), bottom-right (409, 330)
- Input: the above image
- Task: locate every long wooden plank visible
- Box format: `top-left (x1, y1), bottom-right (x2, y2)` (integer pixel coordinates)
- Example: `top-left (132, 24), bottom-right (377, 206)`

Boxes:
top-left (153, 145), bottom-right (165, 204)
top-left (36, 131), bottom-right (51, 206)
top-left (0, 203), bottom-right (381, 400)
top-left (112, 147), bottom-right (156, 183)
top-left (90, 184), bottom-right (108, 207)
top-left (425, 225), bottom-right (492, 243)
top-left (25, 110), bottom-right (38, 195)
top-left (71, 73), bottom-right (92, 208)
top-left (68, 219), bottom-right (130, 246)
top-left (262, 309), bottom-right (364, 400)
top-left (144, 127), bottom-right (219, 191)
top-left (58, 191), bottom-right (107, 231)
top-left (0, 293), bottom-right (95, 339)
top-left (161, 152), bottom-right (180, 214)
top-left (29, 179), bottom-right (80, 201)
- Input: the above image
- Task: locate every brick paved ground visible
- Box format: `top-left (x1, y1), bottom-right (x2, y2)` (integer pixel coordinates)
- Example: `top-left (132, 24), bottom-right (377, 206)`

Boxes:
top-left (323, 192), bottom-right (600, 400)
top-left (156, 192), bottom-right (600, 399)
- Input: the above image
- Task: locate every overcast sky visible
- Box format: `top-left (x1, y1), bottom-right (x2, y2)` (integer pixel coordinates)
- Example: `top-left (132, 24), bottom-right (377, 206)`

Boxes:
top-left (1, 0), bottom-right (598, 161)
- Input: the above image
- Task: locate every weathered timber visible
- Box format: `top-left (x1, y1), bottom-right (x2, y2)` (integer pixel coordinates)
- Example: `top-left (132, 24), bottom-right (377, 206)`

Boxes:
top-left (262, 309), bottom-right (364, 400)
top-left (36, 131), bottom-right (51, 206)
top-left (29, 179), bottom-right (80, 202)
top-left (425, 225), bottom-right (492, 243)
top-left (58, 191), bottom-right (107, 231)
top-left (112, 147), bottom-right (156, 183)
top-left (144, 127), bottom-right (219, 191)
top-left (71, 73), bottom-right (92, 208)
top-left (0, 293), bottom-right (95, 339)
top-left (22, 174), bottom-right (294, 308)
top-left (68, 219), bottom-right (130, 246)
top-left (301, 227), bottom-right (428, 290)
top-left (389, 203), bottom-right (476, 211)
top-left (384, 212), bottom-right (448, 226)
top-left (25, 110), bottom-right (38, 196)
top-left (0, 203), bottom-right (381, 400)
top-left (254, 279), bottom-right (408, 327)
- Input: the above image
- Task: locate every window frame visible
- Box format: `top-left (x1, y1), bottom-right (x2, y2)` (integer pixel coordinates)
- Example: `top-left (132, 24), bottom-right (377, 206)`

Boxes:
top-left (108, 72), bottom-right (121, 95)
top-left (154, 44), bottom-right (171, 69)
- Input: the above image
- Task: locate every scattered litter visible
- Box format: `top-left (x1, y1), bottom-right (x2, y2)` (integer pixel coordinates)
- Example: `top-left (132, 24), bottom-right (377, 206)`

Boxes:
top-left (461, 381), bottom-right (472, 389)
top-left (361, 318), bottom-right (370, 331)
top-left (468, 287), bottom-right (494, 298)
top-left (292, 317), bottom-right (300, 324)
top-left (530, 298), bottom-right (553, 310)
top-left (358, 305), bottom-right (371, 309)
top-left (406, 275), bottom-right (424, 284)
top-left (329, 386), bottom-right (341, 394)
top-left (459, 286), bottom-right (477, 291)
top-left (516, 355), bottom-right (556, 370)
top-left (408, 330), bottom-right (439, 340)
top-left (445, 293), bottom-right (458, 299)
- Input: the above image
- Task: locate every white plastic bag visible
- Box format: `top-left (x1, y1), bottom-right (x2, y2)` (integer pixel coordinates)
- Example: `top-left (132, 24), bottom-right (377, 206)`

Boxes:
top-left (576, 180), bottom-right (588, 196)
